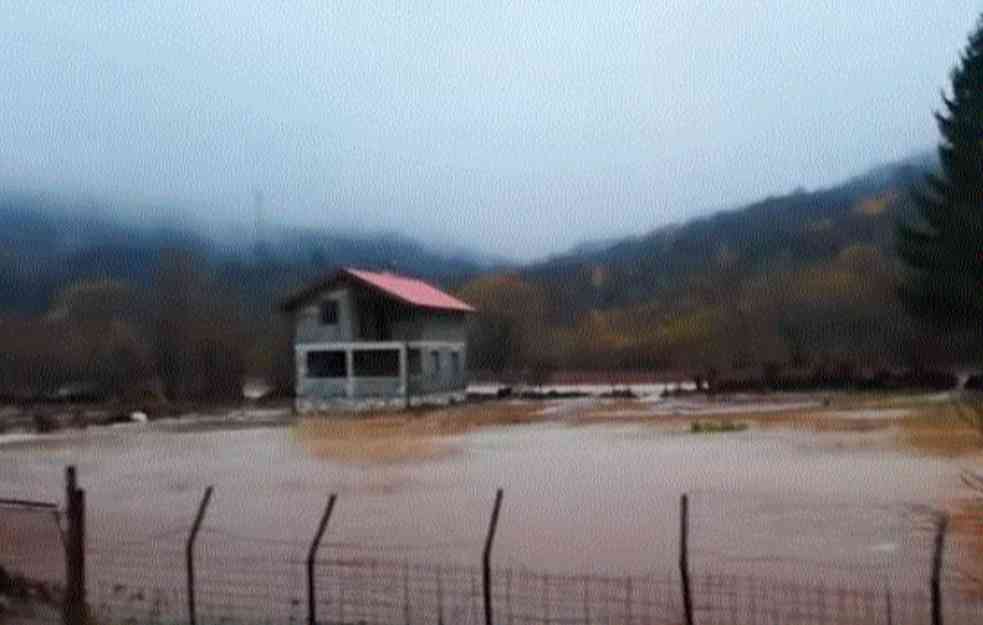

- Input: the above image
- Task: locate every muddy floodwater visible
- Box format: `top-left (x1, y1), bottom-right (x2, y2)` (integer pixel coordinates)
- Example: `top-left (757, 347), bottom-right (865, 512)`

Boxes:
top-left (1, 409), bottom-right (975, 597)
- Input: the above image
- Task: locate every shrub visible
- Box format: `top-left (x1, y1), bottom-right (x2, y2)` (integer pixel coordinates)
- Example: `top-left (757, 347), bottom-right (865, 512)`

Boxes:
top-left (690, 420), bottom-right (748, 434)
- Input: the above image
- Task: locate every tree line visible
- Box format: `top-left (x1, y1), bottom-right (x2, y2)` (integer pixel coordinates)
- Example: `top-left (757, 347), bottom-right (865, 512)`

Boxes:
top-left (0, 249), bottom-right (293, 404)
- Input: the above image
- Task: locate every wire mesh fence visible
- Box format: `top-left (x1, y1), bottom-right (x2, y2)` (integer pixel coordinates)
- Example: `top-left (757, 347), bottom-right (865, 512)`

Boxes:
top-left (73, 545), bottom-right (983, 625)
top-left (4, 480), bottom-right (983, 625)
top-left (67, 534), bottom-right (983, 625)
top-left (489, 568), bottom-right (680, 625)
top-left (690, 570), bottom-right (983, 625)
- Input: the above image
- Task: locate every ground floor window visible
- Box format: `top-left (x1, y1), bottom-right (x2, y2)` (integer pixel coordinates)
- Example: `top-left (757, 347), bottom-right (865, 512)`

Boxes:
top-left (431, 350), bottom-right (441, 376)
top-left (450, 351), bottom-right (460, 375)
top-left (408, 349), bottom-right (422, 375)
top-left (307, 351), bottom-right (346, 378)
top-left (353, 349), bottom-right (400, 377)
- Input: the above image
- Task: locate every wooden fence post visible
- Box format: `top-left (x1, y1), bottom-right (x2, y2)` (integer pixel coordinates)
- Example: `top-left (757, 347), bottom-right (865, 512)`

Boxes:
top-left (186, 486), bottom-right (213, 625)
top-left (63, 466), bottom-right (87, 625)
top-left (483, 489), bottom-right (504, 625)
top-left (307, 494), bottom-right (337, 625)
top-left (931, 511), bottom-right (948, 625)
top-left (679, 494), bottom-right (694, 625)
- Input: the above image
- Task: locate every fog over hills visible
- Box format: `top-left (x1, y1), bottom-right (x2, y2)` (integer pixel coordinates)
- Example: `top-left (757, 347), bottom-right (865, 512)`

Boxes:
top-left (455, 149), bottom-right (978, 376)
top-left (4, 147), bottom-right (976, 398)
top-left (4, 4), bottom-right (978, 261)
top-left (535, 150), bottom-right (936, 270)
top-left (0, 190), bottom-right (495, 316)
top-left (1, 149), bottom-right (935, 319)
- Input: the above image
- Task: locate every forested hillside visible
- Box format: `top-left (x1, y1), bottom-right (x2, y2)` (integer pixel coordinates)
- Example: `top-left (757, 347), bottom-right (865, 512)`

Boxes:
top-left (0, 192), bottom-right (487, 401)
top-left (1, 151), bottom-right (973, 401)
top-left (459, 152), bottom-right (980, 382)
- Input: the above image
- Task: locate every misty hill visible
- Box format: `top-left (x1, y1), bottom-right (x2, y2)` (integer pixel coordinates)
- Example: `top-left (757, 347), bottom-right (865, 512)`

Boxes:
top-left (525, 152), bottom-right (934, 315)
top-left (459, 151), bottom-right (975, 377)
top-left (0, 192), bottom-right (500, 400)
top-left (0, 192), bottom-right (489, 317)
top-left (1, 149), bottom-right (973, 400)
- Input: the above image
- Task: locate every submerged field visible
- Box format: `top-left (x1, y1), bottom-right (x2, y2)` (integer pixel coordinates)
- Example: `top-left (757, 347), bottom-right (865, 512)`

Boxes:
top-left (1, 390), bottom-right (982, 621)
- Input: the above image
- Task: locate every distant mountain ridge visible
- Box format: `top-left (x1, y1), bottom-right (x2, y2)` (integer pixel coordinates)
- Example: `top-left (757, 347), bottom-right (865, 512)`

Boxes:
top-left (0, 191), bottom-right (491, 316)
top-left (0, 148), bottom-right (939, 322)
top-left (456, 150), bottom-right (962, 375)
top-left (540, 150), bottom-right (936, 273)
top-left (4, 149), bottom-right (963, 399)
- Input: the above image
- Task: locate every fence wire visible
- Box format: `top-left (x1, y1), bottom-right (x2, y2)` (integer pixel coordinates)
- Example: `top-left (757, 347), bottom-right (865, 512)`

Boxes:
top-left (65, 539), bottom-right (983, 625)
top-left (4, 498), bottom-right (983, 625)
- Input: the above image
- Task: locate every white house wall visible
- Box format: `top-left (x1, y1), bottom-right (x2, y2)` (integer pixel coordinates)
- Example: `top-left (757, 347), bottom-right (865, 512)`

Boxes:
top-left (294, 287), bottom-right (357, 343)
top-left (415, 313), bottom-right (469, 342)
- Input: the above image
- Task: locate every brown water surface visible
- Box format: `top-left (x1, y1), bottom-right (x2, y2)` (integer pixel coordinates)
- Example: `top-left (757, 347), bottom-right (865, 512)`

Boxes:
top-left (0, 416), bottom-right (971, 593)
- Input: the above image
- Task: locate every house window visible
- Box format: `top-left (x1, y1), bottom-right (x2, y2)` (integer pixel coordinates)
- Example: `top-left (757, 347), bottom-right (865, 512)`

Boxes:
top-left (307, 351), bottom-right (346, 378)
top-left (450, 351), bottom-right (460, 375)
top-left (353, 349), bottom-right (400, 377)
top-left (320, 300), bottom-right (339, 325)
top-left (408, 349), bottom-right (422, 375)
top-left (357, 299), bottom-right (392, 340)
top-left (431, 350), bottom-right (441, 376)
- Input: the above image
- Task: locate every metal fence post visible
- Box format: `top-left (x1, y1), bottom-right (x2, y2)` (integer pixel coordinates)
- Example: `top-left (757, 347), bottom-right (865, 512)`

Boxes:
top-left (307, 494), bottom-right (337, 625)
top-left (931, 511), bottom-right (948, 625)
top-left (186, 486), bottom-right (213, 625)
top-left (483, 489), bottom-right (504, 625)
top-left (402, 560), bottom-right (411, 625)
top-left (63, 466), bottom-right (87, 625)
top-left (679, 494), bottom-right (694, 625)
top-left (436, 564), bottom-right (445, 625)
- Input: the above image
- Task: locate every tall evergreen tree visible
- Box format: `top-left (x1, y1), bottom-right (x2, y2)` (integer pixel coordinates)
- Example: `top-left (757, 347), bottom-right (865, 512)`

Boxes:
top-left (898, 16), bottom-right (983, 329)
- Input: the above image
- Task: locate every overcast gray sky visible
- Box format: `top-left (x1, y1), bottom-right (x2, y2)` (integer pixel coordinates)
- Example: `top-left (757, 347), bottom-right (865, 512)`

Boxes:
top-left (1, 3), bottom-right (979, 261)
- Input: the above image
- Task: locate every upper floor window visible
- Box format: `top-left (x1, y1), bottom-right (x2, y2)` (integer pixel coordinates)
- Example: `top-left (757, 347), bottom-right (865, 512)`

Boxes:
top-left (431, 350), bottom-right (441, 375)
top-left (320, 300), bottom-right (339, 325)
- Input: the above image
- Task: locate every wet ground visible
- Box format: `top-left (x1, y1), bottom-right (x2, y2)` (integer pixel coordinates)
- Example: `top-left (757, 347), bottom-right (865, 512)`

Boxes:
top-left (1, 398), bottom-right (978, 598)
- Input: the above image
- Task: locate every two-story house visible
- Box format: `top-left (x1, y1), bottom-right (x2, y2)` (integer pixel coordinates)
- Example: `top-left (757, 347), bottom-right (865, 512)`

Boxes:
top-left (281, 267), bottom-right (475, 411)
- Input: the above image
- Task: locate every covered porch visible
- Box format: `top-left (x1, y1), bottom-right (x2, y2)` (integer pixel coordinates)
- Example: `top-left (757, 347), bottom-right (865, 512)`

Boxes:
top-left (295, 340), bottom-right (467, 403)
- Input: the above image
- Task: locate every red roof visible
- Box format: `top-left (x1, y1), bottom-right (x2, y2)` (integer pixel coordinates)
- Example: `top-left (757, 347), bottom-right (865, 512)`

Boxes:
top-left (345, 268), bottom-right (475, 312)
top-left (281, 267), bottom-right (475, 313)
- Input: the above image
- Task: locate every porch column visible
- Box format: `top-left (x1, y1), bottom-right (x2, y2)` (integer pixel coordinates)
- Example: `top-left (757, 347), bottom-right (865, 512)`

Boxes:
top-left (399, 343), bottom-right (408, 406)
top-left (294, 346), bottom-right (306, 397)
top-left (345, 349), bottom-right (354, 399)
